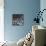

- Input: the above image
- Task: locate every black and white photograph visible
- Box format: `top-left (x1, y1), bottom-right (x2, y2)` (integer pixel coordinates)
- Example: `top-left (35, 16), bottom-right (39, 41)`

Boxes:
top-left (12, 14), bottom-right (24, 26)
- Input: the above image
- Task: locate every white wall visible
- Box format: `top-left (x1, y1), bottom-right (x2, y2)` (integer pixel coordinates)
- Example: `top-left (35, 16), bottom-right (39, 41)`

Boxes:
top-left (0, 0), bottom-right (4, 42)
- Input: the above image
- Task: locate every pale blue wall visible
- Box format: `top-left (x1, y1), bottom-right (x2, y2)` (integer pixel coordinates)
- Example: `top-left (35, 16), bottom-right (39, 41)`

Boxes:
top-left (4, 0), bottom-right (40, 42)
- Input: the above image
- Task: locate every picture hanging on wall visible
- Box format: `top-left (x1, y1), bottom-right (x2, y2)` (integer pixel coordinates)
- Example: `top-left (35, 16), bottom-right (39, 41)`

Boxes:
top-left (12, 14), bottom-right (24, 26)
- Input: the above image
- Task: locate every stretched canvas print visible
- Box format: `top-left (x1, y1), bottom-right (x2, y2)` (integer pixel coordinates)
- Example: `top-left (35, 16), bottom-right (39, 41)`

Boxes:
top-left (12, 14), bottom-right (24, 26)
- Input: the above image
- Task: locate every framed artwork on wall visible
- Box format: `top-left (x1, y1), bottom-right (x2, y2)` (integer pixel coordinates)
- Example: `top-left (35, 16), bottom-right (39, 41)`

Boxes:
top-left (12, 14), bottom-right (24, 26)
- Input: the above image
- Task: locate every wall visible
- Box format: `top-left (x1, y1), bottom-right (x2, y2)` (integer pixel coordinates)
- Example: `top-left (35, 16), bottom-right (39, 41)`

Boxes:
top-left (40, 0), bottom-right (46, 26)
top-left (4, 0), bottom-right (40, 42)
top-left (0, 0), bottom-right (4, 42)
